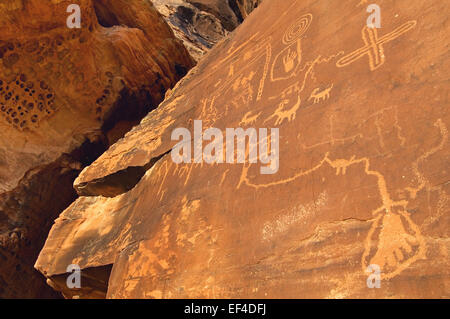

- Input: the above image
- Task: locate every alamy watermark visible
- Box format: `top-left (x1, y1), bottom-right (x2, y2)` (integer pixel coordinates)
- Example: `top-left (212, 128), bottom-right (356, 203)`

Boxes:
top-left (66, 4), bottom-right (81, 29)
top-left (171, 120), bottom-right (279, 175)
top-left (366, 4), bottom-right (381, 29)
top-left (366, 264), bottom-right (381, 288)
top-left (66, 264), bottom-right (81, 289)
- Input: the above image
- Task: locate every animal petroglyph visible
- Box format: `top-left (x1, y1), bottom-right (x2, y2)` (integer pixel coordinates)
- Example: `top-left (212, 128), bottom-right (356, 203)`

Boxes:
top-left (240, 111), bottom-right (261, 126)
top-left (165, 8), bottom-right (428, 282)
top-left (336, 21), bottom-right (417, 71)
top-left (265, 95), bottom-right (301, 125)
top-left (265, 51), bottom-right (340, 127)
top-left (309, 84), bottom-right (334, 104)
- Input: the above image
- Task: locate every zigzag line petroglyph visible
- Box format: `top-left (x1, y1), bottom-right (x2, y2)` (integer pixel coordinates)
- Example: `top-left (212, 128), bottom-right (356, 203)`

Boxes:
top-left (403, 119), bottom-right (449, 229)
top-left (405, 119), bottom-right (448, 199)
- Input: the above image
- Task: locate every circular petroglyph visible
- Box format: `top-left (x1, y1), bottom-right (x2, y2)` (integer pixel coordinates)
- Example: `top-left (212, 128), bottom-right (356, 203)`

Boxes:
top-left (282, 13), bottom-right (313, 45)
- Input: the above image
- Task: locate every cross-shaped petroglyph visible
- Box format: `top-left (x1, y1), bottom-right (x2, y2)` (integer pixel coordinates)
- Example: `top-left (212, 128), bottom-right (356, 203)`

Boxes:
top-left (336, 21), bottom-right (417, 71)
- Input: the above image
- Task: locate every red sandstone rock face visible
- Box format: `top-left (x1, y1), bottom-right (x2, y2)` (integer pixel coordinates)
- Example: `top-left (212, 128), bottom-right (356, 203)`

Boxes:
top-left (0, 0), bottom-right (194, 298)
top-left (37, 0), bottom-right (449, 298)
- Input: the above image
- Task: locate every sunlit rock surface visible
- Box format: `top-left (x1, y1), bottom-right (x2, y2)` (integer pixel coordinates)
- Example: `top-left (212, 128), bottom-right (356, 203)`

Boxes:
top-left (36, 0), bottom-right (449, 298)
top-left (0, 0), bottom-right (194, 298)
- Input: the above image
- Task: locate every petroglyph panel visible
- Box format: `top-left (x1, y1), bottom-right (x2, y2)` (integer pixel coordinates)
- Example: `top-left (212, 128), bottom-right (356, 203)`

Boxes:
top-left (37, 0), bottom-right (449, 299)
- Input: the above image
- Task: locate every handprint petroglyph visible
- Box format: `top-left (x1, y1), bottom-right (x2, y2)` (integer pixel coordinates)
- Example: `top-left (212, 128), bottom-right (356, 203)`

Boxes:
top-left (283, 48), bottom-right (299, 73)
top-left (270, 14), bottom-right (311, 82)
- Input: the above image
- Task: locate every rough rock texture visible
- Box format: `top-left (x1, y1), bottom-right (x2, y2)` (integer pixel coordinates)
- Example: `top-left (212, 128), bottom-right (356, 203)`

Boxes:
top-left (37, 0), bottom-right (449, 298)
top-left (152, 0), bottom-right (263, 61)
top-left (0, 0), bottom-right (194, 298)
top-left (229, 0), bottom-right (263, 20)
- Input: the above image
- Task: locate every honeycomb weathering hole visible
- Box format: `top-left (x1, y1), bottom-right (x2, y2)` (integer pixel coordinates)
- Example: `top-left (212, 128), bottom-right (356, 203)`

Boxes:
top-left (0, 75), bottom-right (56, 131)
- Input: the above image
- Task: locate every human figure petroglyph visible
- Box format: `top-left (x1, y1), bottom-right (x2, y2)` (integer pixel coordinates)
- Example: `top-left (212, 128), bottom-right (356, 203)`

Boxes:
top-left (405, 119), bottom-right (448, 200)
top-left (199, 96), bottom-right (218, 127)
top-left (206, 36), bottom-right (272, 103)
top-left (230, 71), bottom-right (256, 111)
top-left (336, 21), bottom-right (417, 71)
top-left (158, 5), bottom-right (432, 283)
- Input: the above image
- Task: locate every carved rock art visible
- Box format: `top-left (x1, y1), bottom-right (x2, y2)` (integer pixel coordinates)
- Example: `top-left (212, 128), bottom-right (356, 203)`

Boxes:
top-left (35, 0), bottom-right (449, 299)
top-left (336, 21), bottom-right (417, 71)
top-left (309, 84), bottom-right (333, 104)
